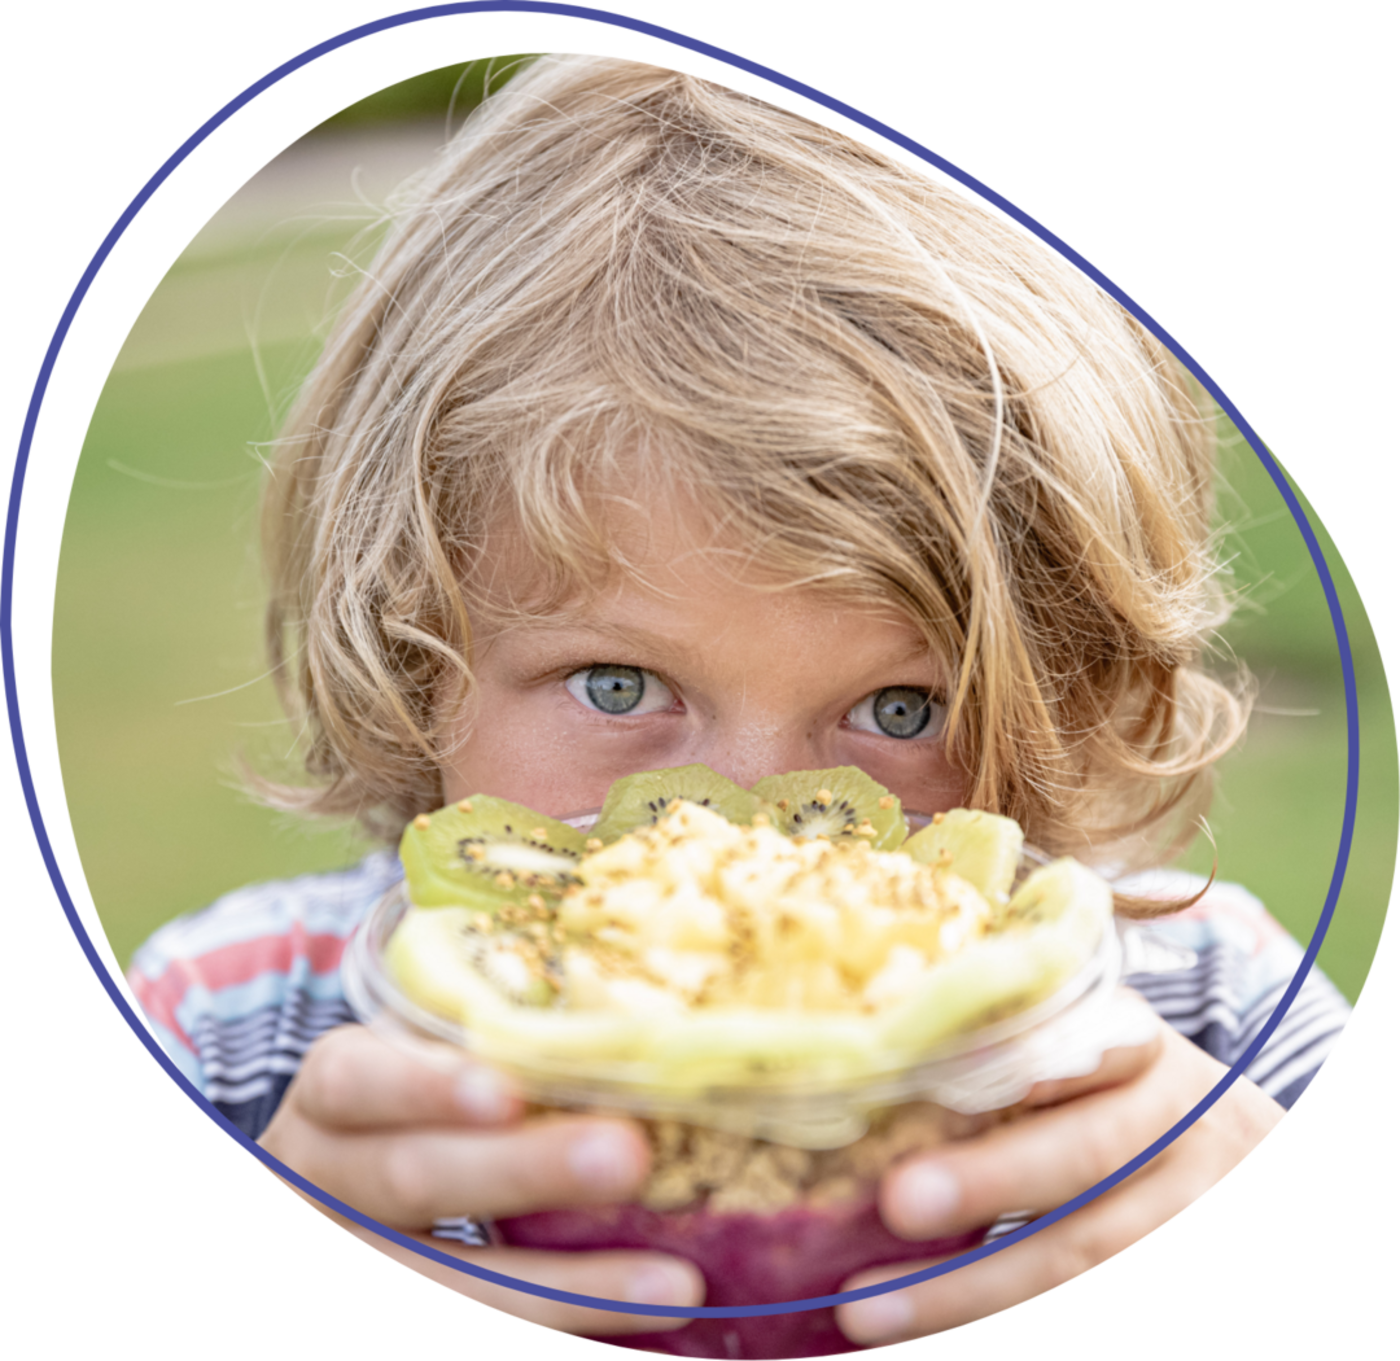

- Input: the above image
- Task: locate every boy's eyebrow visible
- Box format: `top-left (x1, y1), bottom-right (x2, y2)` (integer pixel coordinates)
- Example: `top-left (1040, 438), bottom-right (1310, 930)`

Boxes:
top-left (484, 618), bottom-right (941, 672)
top-left (483, 619), bottom-right (709, 658)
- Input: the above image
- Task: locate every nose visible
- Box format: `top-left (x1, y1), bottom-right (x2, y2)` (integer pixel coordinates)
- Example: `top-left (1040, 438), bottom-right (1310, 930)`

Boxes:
top-left (691, 720), bottom-right (819, 791)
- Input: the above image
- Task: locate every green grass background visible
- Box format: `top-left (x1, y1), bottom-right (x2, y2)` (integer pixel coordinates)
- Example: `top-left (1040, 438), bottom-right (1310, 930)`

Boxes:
top-left (51, 69), bottom-right (1397, 1002)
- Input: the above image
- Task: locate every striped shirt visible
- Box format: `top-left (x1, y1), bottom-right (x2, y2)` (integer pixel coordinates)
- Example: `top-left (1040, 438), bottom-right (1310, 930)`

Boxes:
top-left (128, 855), bottom-right (1350, 1139)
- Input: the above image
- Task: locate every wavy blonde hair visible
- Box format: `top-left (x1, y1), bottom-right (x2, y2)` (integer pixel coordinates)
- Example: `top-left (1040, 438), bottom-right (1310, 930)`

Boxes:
top-left (260, 54), bottom-right (1248, 884)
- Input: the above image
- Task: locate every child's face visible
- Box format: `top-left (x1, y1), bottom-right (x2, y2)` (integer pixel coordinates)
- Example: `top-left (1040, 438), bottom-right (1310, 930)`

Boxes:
top-left (439, 495), bottom-right (967, 819)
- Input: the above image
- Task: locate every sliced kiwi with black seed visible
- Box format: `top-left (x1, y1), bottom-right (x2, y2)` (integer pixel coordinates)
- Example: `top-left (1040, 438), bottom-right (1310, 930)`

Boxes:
top-left (751, 766), bottom-right (906, 850)
top-left (400, 796), bottom-right (586, 912)
top-left (590, 764), bottom-right (762, 844)
top-left (901, 808), bottom-right (1025, 902)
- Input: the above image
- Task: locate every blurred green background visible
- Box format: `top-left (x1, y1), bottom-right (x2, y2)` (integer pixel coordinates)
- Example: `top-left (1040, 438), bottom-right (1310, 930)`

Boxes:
top-left (53, 62), bottom-right (1396, 1002)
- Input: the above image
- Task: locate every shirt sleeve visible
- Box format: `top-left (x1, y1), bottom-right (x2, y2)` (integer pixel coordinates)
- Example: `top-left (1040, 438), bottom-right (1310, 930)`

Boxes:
top-left (126, 854), bottom-right (402, 1139)
top-left (1119, 875), bottom-right (1351, 1110)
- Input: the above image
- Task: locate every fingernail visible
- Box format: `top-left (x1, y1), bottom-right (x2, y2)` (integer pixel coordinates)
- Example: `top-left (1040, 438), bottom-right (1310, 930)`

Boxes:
top-left (623, 1261), bottom-right (701, 1308)
top-left (452, 1066), bottom-right (513, 1124)
top-left (567, 1127), bottom-right (642, 1195)
top-left (898, 1161), bottom-right (960, 1233)
top-left (841, 1290), bottom-right (915, 1344)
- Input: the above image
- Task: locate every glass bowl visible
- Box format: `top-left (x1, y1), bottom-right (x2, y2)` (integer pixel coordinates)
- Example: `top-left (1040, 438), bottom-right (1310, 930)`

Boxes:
top-left (342, 817), bottom-right (1135, 1358)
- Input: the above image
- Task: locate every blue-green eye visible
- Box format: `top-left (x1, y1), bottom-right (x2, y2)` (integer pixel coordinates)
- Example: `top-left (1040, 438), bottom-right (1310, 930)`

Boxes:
top-left (565, 665), bottom-right (677, 716)
top-left (847, 686), bottom-right (943, 739)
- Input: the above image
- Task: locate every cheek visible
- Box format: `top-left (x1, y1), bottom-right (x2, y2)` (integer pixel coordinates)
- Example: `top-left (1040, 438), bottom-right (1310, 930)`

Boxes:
top-left (438, 701), bottom-right (576, 813)
top-left (895, 750), bottom-right (971, 817)
top-left (438, 690), bottom-right (659, 817)
top-left (850, 733), bottom-right (970, 818)
top-left (915, 758), bottom-right (972, 815)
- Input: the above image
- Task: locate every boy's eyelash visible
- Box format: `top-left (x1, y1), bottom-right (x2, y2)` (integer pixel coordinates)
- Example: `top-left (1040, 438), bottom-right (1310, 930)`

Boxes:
top-left (558, 662), bottom-right (680, 690)
top-left (553, 660), bottom-right (666, 681)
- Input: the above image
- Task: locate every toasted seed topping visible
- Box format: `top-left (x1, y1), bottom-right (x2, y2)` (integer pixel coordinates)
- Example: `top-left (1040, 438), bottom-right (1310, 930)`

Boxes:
top-left (555, 799), bottom-right (995, 1014)
top-left (878, 796), bottom-right (895, 810)
top-left (413, 814), bottom-right (432, 830)
top-left (457, 799), bottom-right (474, 814)
top-left (815, 789), bottom-right (833, 806)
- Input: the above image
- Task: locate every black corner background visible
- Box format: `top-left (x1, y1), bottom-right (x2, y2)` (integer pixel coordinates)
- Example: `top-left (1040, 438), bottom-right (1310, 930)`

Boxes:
top-left (16, 7), bottom-right (1360, 1338)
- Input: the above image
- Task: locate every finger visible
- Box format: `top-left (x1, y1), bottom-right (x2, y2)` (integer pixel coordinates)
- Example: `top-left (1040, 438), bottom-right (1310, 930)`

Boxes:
top-left (1017, 992), bottom-right (1163, 1109)
top-left (421, 1244), bottom-right (705, 1336)
top-left (837, 1160), bottom-right (1183, 1343)
top-left (335, 1214), bottom-right (705, 1336)
top-left (283, 1113), bottom-right (653, 1225)
top-left (1016, 1044), bottom-right (1152, 1108)
top-left (290, 1024), bottom-right (522, 1129)
top-left (881, 1045), bottom-right (1193, 1238)
top-left (833, 1252), bottom-right (958, 1346)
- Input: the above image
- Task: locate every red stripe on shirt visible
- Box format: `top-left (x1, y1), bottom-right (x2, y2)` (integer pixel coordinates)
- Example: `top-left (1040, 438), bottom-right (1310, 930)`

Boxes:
top-left (129, 924), bottom-right (353, 1054)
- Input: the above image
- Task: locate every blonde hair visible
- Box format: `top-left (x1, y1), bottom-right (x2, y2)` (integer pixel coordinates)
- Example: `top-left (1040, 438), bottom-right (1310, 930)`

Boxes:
top-left (261, 54), bottom-right (1248, 882)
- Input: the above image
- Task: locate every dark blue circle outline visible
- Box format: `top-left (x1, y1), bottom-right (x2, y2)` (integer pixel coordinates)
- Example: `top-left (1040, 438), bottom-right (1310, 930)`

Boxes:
top-left (3, 1), bottom-right (1360, 1325)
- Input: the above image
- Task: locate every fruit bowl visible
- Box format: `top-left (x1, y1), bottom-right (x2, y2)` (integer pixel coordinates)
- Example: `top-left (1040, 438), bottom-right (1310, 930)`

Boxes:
top-left (345, 891), bottom-right (1118, 1357)
top-left (342, 767), bottom-right (1128, 1357)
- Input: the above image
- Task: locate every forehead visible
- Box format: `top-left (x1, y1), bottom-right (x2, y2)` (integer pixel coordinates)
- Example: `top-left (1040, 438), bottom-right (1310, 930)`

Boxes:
top-left (469, 479), bottom-right (910, 633)
top-left (467, 494), bottom-right (939, 691)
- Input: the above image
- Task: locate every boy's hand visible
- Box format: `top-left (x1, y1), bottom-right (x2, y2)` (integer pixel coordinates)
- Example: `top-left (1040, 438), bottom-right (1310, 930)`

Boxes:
top-left (835, 992), bottom-right (1284, 1344)
top-left (259, 1024), bottom-right (703, 1334)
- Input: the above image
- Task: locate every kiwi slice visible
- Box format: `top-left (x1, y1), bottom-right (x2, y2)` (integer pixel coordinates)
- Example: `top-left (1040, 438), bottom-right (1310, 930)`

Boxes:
top-left (399, 796), bottom-right (586, 912)
top-left (752, 767), bottom-right (906, 850)
top-left (590, 764), bottom-right (761, 844)
top-left (1003, 856), bottom-right (1108, 938)
top-left (878, 856), bottom-right (1111, 1056)
top-left (901, 808), bottom-right (1024, 902)
top-left (388, 905), bottom-right (558, 1009)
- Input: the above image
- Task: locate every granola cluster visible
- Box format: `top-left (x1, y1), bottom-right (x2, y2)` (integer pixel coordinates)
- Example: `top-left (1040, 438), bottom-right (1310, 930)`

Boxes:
top-left (634, 1103), bottom-right (1008, 1213)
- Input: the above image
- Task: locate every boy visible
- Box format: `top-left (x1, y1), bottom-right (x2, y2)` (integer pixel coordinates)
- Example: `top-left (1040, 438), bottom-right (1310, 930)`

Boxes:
top-left (131, 54), bottom-right (1346, 1349)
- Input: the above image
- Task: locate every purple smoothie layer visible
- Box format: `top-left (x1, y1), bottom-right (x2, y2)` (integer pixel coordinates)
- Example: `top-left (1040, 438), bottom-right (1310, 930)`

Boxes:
top-left (498, 1194), bottom-right (987, 1358)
